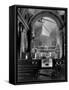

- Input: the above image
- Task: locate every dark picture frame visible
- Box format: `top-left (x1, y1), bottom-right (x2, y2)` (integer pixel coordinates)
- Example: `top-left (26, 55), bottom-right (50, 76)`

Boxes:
top-left (9, 5), bottom-right (67, 85)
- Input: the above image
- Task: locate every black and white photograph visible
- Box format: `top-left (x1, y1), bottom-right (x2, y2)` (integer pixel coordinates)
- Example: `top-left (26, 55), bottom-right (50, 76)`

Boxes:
top-left (0, 0), bottom-right (69, 89)
top-left (9, 5), bottom-right (67, 85)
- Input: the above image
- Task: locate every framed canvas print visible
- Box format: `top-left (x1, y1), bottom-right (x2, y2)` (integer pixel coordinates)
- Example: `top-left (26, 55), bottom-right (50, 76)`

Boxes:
top-left (9, 5), bottom-right (67, 85)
